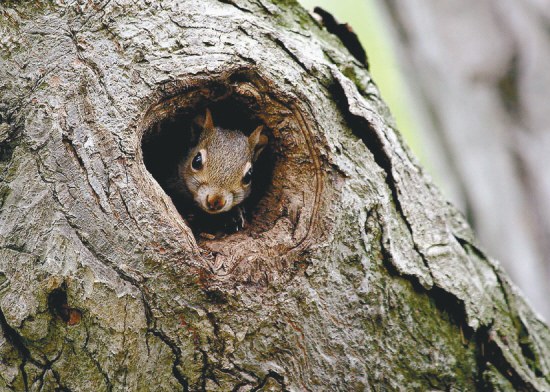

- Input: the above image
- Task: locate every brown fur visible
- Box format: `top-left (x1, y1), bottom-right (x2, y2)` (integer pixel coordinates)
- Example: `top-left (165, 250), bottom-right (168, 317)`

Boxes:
top-left (178, 109), bottom-right (267, 214)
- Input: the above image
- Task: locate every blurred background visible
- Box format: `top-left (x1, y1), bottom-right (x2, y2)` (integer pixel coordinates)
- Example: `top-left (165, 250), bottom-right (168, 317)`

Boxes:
top-left (299, 0), bottom-right (550, 322)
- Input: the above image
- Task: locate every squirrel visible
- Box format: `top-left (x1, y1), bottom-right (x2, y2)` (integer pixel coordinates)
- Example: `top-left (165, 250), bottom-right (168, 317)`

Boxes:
top-left (176, 108), bottom-right (268, 231)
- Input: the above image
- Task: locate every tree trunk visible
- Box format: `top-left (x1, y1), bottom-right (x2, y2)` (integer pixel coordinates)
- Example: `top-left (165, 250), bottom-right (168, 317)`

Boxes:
top-left (376, 0), bottom-right (550, 321)
top-left (0, 1), bottom-right (549, 391)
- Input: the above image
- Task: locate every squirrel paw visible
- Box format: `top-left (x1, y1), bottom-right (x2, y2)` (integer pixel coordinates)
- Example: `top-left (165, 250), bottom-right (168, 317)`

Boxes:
top-left (227, 206), bottom-right (246, 232)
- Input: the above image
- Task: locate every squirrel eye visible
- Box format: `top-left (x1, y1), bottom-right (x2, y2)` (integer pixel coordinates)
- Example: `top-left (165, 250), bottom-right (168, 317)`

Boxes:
top-left (242, 167), bottom-right (253, 185)
top-left (191, 152), bottom-right (203, 171)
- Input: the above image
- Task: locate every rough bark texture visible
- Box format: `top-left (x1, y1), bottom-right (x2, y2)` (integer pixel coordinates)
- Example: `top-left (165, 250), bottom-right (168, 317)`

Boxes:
top-left (0, 0), bottom-right (549, 391)
top-left (377, 0), bottom-right (550, 321)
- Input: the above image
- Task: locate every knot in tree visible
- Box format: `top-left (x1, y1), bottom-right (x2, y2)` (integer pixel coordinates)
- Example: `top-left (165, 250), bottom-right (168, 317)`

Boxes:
top-left (140, 72), bottom-right (327, 285)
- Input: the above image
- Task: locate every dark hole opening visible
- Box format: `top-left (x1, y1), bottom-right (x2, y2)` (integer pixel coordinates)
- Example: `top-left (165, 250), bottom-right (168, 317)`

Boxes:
top-left (142, 98), bottom-right (276, 238)
top-left (48, 285), bottom-right (82, 325)
top-left (0, 137), bottom-right (16, 164)
top-left (48, 285), bottom-right (70, 323)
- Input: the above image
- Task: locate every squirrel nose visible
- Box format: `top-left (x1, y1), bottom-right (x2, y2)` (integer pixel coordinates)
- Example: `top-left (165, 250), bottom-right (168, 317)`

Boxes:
top-left (206, 194), bottom-right (226, 211)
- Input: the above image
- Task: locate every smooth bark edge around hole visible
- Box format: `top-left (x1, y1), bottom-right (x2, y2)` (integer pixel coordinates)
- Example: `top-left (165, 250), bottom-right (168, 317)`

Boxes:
top-left (137, 68), bottom-right (334, 286)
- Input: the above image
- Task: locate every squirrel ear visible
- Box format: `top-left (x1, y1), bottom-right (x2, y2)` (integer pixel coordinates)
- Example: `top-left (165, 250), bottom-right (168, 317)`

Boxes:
top-left (193, 108), bottom-right (215, 128)
top-left (192, 109), bottom-right (215, 140)
top-left (249, 125), bottom-right (268, 161)
top-left (203, 108), bottom-right (214, 130)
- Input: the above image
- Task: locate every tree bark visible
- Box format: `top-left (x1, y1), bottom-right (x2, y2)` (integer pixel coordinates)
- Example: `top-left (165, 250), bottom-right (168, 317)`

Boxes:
top-left (0, 0), bottom-right (549, 391)
top-left (376, 0), bottom-right (550, 321)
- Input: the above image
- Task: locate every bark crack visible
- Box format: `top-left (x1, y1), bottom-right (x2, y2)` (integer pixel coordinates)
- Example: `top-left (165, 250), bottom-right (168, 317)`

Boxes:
top-left (70, 226), bottom-right (190, 390)
top-left (254, 0), bottom-right (275, 16)
top-left (61, 134), bottom-right (108, 214)
top-left (271, 36), bottom-right (310, 73)
top-left (250, 370), bottom-right (288, 392)
top-left (67, 29), bottom-right (123, 118)
top-left (313, 7), bottom-right (368, 68)
top-left (217, 0), bottom-right (254, 14)
top-left (0, 306), bottom-right (70, 391)
top-left (330, 68), bottom-right (550, 389)
top-left (146, 327), bottom-right (190, 391)
top-left (330, 69), bottom-right (434, 281)
top-left (77, 0), bottom-right (114, 31)
top-left (477, 325), bottom-right (539, 392)
top-left (36, 350), bottom-right (64, 392)
top-left (455, 235), bottom-right (547, 388)
top-left (142, 292), bottom-right (189, 391)
top-left (90, 349), bottom-right (113, 391)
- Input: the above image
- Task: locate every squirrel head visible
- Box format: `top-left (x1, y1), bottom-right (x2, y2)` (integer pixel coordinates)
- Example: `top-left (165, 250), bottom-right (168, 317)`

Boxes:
top-left (180, 108), bottom-right (268, 214)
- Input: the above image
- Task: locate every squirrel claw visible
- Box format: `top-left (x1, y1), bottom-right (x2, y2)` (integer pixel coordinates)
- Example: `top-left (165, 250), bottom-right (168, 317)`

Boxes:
top-left (226, 206), bottom-right (246, 233)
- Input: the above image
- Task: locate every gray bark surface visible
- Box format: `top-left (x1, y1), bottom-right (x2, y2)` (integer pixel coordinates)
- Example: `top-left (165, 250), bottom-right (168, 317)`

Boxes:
top-left (0, 0), bottom-right (549, 391)
top-left (377, 0), bottom-right (550, 321)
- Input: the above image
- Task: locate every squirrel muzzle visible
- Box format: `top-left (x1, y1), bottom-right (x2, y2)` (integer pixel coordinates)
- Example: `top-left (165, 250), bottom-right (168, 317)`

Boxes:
top-left (206, 194), bottom-right (226, 212)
